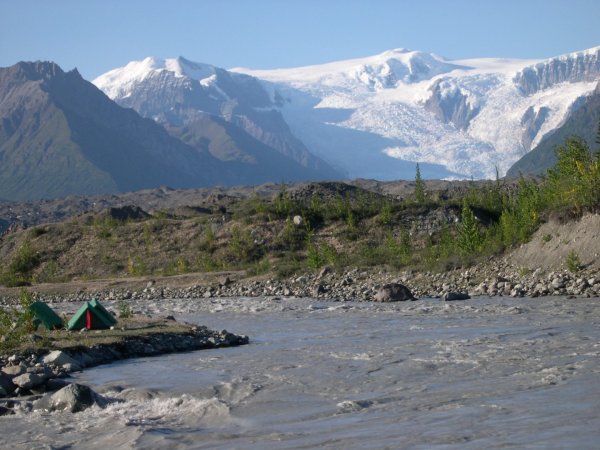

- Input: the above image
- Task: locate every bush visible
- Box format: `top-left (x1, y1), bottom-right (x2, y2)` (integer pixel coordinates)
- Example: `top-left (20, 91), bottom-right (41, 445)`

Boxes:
top-left (9, 240), bottom-right (39, 276)
top-left (566, 250), bottom-right (582, 273)
top-left (306, 239), bottom-right (338, 269)
top-left (545, 136), bottom-right (600, 213)
top-left (117, 299), bottom-right (132, 319)
top-left (0, 240), bottom-right (40, 286)
top-left (275, 218), bottom-right (307, 251)
top-left (0, 289), bottom-right (36, 351)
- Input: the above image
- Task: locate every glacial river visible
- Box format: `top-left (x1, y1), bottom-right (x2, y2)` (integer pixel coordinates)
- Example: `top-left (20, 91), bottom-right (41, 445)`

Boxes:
top-left (1, 295), bottom-right (600, 449)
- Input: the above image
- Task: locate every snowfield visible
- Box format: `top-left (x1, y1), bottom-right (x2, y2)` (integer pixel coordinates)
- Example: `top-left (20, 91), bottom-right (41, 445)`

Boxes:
top-left (95, 46), bottom-right (600, 180)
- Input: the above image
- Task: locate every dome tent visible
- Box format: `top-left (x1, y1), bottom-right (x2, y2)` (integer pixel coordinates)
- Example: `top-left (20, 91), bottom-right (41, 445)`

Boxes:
top-left (67, 299), bottom-right (117, 331)
top-left (30, 301), bottom-right (63, 330)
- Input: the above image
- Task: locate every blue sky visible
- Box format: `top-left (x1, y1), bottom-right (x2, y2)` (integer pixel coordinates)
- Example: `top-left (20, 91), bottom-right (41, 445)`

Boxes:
top-left (1, 0), bottom-right (599, 80)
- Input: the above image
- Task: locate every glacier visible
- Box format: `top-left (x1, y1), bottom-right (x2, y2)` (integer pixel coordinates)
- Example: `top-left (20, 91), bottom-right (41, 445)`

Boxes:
top-left (94, 46), bottom-right (600, 180)
top-left (233, 47), bottom-right (600, 179)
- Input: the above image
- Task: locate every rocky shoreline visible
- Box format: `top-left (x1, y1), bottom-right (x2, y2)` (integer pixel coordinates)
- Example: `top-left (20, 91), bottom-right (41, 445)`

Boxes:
top-left (2, 259), bottom-right (598, 306)
top-left (0, 324), bottom-right (248, 415)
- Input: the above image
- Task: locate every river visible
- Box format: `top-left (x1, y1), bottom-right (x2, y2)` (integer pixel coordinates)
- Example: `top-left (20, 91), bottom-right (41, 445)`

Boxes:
top-left (1, 295), bottom-right (599, 449)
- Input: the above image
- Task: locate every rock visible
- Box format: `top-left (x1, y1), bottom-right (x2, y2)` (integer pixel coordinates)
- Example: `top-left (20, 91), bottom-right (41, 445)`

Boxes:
top-left (0, 372), bottom-right (16, 397)
top-left (0, 406), bottom-right (14, 416)
top-left (45, 378), bottom-right (71, 392)
top-left (374, 283), bottom-right (416, 302)
top-left (33, 383), bottom-right (106, 413)
top-left (442, 292), bottom-right (470, 301)
top-left (218, 276), bottom-right (232, 287)
top-left (13, 372), bottom-right (47, 390)
top-left (1, 364), bottom-right (26, 377)
top-left (313, 284), bottom-right (326, 297)
top-left (317, 266), bottom-right (332, 279)
top-left (43, 350), bottom-right (82, 372)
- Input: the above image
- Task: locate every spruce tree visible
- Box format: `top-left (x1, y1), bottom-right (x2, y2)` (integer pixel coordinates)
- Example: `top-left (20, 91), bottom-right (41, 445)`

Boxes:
top-left (457, 200), bottom-right (481, 256)
top-left (414, 163), bottom-right (426, 203)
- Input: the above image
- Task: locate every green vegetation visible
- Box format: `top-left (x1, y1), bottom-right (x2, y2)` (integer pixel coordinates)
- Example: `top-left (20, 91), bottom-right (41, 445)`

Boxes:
top-left (566, 250), bottom-right (583, 273)
top-left (0, 289), bottom-right (36, 351)
top-left (457, 200), bottom-right (482, 256)
top-left (0, 133), bottom-right (598, 284)
top-left (414, 163), bottom-right (426, 203)
top-left (117, 299), bottom-right (133, 319)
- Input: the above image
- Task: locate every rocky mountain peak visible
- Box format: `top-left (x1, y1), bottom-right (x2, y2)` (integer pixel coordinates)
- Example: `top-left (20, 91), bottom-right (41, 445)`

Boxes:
top-left (514, 46), bottom-right (600, 95)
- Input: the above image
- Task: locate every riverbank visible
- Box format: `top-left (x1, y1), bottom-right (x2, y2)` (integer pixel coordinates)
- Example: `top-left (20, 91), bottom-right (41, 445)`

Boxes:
top-left (0, 316), bottom-right (249, 414)
top-left (0, 260), bottom-right (598, 305)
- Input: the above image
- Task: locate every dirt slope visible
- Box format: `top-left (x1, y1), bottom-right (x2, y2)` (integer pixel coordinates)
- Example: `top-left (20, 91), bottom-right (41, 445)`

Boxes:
top-left (508, 214), bottom-right (600, 272)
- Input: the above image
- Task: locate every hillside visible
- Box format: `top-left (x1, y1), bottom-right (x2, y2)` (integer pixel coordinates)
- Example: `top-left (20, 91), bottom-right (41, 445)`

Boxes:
top-left (93, 57), bottom-right (340, 181)
top-left (0, 61), bottom-right (228, 201)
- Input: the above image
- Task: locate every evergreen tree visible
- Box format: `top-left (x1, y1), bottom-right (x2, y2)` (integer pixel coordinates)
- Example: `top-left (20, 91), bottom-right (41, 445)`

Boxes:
top-left (457, 200), bottom-right (482, 255)
top-left (414, 163), bottom-right (426, 203)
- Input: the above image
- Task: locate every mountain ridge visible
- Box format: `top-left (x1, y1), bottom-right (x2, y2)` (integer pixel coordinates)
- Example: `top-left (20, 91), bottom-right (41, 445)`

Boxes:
top-left (93, 57), bottom-right (340, 180)
top-left (230, 45), bottom-right (600, 179)
top-left (0, 61), bottom-right (231, 200)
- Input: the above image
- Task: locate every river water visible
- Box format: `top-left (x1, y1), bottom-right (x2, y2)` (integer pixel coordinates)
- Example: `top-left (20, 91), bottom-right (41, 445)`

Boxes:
top-left (1, 296), bottom-right (600, 449)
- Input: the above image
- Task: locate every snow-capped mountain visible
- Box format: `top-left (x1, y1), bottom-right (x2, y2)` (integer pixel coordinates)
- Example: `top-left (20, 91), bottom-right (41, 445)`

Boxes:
top-left (94, 57), bottom-right (340, 180)
top-left (94, 47), bottom-right (600, 181)
top-left (232, 46), bottom-right (600, 179)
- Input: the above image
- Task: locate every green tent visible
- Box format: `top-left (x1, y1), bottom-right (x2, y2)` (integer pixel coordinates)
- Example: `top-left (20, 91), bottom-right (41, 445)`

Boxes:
top-left (67, 299), bottom-right (117, 331)
top-left (30, 301), bottom-right (63, 330)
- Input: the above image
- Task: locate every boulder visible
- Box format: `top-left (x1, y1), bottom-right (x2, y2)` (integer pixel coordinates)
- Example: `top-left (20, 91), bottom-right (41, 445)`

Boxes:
top-left (45, 378), bottom-right (72, 392)
top-left (218, 276), bottom-right (232, 287)
top-left (312, 284), bottom-right (326, 297)
top-left (0, 406), bottom-right (14, 416)
top-left (1, 364), bottom-right (26, 377)
top-left (317, 266), bottom-right (332, 279)
top-left (0, 374), bottom-right (17, 397)
top-left (43, 350), bottom-right (82, 372)
top-left (33, 383), bottom-right (106, 413)
top-left (374, 283), bottom-right (416, 302)
top-left (442, 292), bottom-right (471, 301)
top-left (13, 372), bottom-right (47, 390)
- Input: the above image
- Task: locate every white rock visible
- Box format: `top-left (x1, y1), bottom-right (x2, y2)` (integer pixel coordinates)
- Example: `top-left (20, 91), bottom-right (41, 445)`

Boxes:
top-left (43, 350), bottom-right (82, 372)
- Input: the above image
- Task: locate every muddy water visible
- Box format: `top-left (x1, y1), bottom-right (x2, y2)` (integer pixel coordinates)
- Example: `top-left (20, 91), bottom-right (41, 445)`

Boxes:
top-left (1, 296), bottom-right (599, 449)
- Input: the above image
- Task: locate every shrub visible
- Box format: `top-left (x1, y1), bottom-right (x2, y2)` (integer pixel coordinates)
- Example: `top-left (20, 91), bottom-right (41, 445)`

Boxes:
top-left (0, 289), bottom-right (36, 351)
top-left (306, 239), bottom-right (338, 269)
top-left (127, 255), bottom-right (146, 276)
top-left (117, 299), bottom-right (132, 319)
top-left (377, 201), bottom-right (393, 226)
top-left (9, 240), bottom-right (39, 275)
top-left (545, 136), bottom-right (600, 213)
top-left (275, 218), bottom-right (307, 251)
top-left (0, 241), bottom-right (40, 286)
top-left (566, 250), bottom-right (582, 273)
top-left (196, 251), bottom-right (221, 272)
top-left (227, 226), bottom-right (262, 263)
